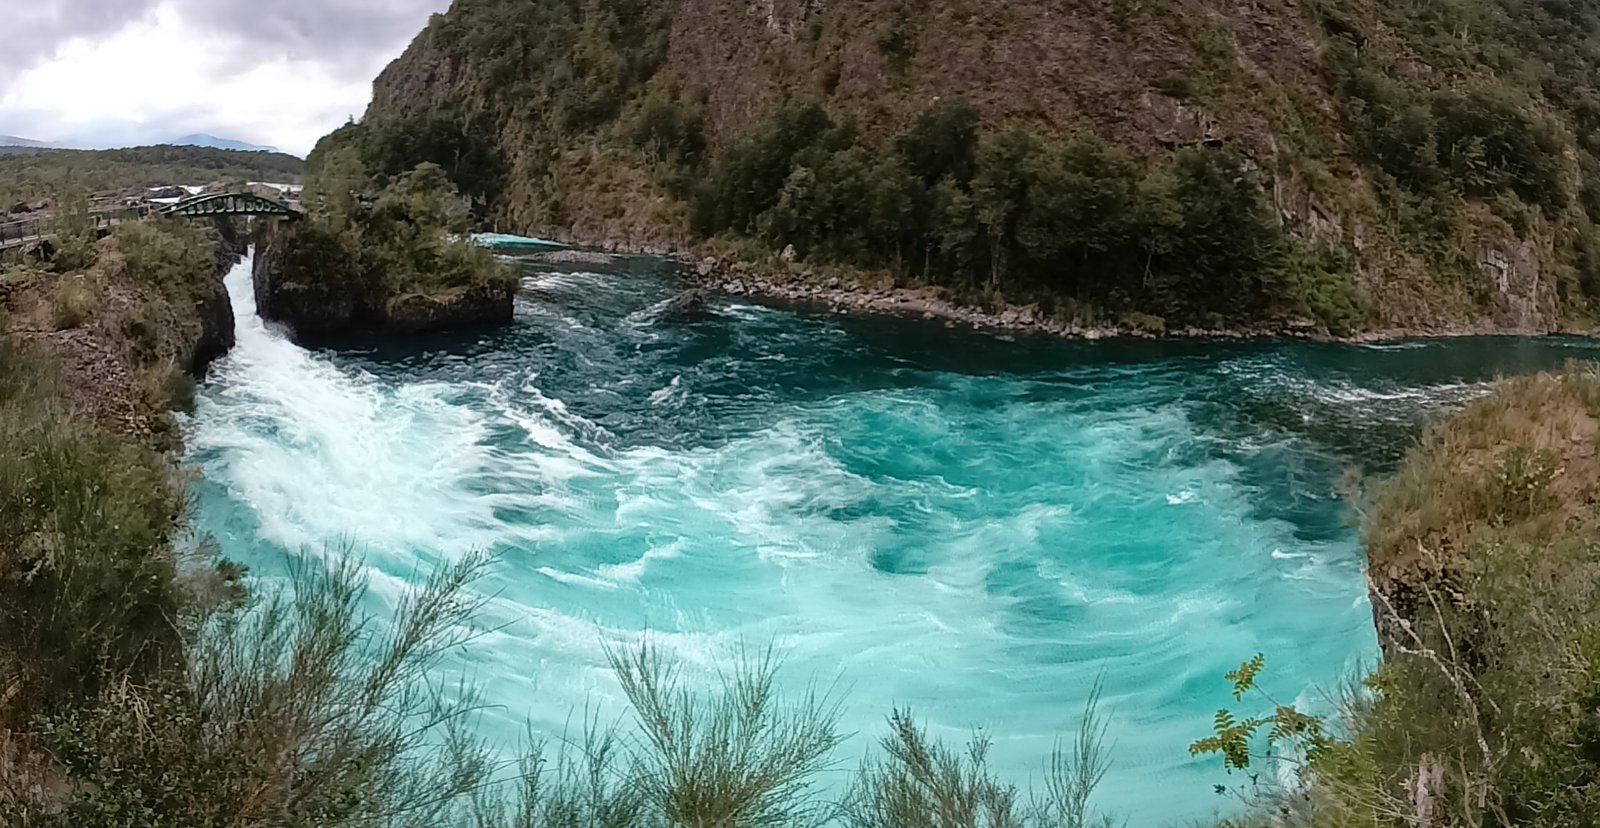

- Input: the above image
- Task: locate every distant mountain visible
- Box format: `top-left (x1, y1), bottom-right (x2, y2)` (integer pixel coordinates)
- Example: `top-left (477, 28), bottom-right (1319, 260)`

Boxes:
top-left (168, 133), bottom-right (277, 153)
top-left (0, 136), bottom-right (52, 156)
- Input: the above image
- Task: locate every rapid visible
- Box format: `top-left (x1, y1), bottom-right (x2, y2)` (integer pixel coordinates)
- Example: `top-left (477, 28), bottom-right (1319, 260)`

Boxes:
top-left (186, 251), bottom-right (1594, 823)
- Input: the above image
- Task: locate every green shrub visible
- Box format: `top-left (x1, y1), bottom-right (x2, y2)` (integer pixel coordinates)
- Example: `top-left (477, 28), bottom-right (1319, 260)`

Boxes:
top-left (846, 683), bottom-right (1114, 828)
top-left (0, 338), bottom-right (186, 722)
top-left (29, 553), bottom-right (496, 828)
top-left (51, 275), bottom-right (101, 330)
top-left (878, 10), bottom-right (920, 73)
top-left (1122, 312), bottom-right (1166, 334)
top-left (630, 95), bottom-right (708, 170)
top-left (1281, 242), bottom-right (1365, 335)
top-left (1431, 88), bottom-right (1567, 213)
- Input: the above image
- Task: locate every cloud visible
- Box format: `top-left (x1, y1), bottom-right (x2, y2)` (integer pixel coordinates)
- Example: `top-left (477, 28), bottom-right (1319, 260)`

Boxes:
top-left (3, 0), bottom-right (163, 77)
top-left (0, 0), bottom-right (449, 155)
top-left (176, 0), bottom-right (448, 68)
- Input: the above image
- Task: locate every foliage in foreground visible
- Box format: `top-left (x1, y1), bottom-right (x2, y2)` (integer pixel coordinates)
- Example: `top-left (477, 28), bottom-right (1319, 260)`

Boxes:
top-left (1191, 364), bottom-right (1600, 826)
top-left (5, 543), bottom-right (1119, 827)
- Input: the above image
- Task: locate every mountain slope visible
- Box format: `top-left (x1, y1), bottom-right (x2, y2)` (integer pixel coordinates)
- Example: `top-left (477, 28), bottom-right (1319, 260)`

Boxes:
top-left (0, 135), bottom-right (53, 156)
top-left (329, 0), bottom-right (1600, 335)
top-left (168, 133), bottom-right (278, 153)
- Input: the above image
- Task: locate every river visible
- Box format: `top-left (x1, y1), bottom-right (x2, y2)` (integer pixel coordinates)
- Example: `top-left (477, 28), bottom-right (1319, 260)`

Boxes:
top-left (185, 251), bottom-right (1595, 823)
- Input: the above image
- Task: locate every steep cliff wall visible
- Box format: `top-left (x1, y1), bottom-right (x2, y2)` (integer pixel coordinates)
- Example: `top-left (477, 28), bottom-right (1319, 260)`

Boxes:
top-left (344, 0), bottom-right (1600, 335)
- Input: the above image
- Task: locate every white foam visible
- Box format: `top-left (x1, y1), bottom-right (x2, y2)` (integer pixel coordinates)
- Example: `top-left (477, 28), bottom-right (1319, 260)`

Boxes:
top-left (192, 255), bottom-right (503, 569)
top-left (648, 375), bottom-right (685, 407)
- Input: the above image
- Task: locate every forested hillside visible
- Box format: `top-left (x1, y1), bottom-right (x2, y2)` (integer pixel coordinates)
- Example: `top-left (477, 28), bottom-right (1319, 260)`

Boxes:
top-left (0, 146), bottom-right (304, 206)
top-left (324, 0), bottom-right (1600, 334)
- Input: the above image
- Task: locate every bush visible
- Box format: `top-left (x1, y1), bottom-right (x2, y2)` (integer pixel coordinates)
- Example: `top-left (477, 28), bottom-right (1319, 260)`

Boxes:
top-left (51, 275), bottom-right (101, 330)
top-left (1196, 367), bottom-right (1600, 826)
top-left (1431, 88), bottom-right (1567, 212)
top-left (27, 554), bottom-right (496, 828)
top-left (1281, 242), bottom-right (1365, 334)
top-left (845, 684), bottom-right (1114, 828)
top-left (0, 338), bottom-right (187, 722)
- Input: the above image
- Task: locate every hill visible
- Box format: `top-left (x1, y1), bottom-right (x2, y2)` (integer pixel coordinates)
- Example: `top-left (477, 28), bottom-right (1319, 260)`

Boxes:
top-left (0, 135), bottom-right (51, 157)
top-left (0, 145), bottom-right (305, 206)
top-left (319, 0), bottom-right (1600, 336)
top-left (168, 133), bottom-right (279, 153)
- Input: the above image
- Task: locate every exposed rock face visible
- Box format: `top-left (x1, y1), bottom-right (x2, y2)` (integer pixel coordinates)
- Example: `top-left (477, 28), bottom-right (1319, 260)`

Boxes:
top-left (1479, 236), bottom-right (1554, 332)
top-left (250, 226), bottom-right (358, 339)
top-left (384, 284), bottom-right (515, 333)
top-left (191, 218), bottom-right (246, 374)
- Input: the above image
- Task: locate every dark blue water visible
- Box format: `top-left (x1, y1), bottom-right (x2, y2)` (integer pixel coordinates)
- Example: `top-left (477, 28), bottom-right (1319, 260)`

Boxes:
top-left (187, 253), bottom-right (1598, 823)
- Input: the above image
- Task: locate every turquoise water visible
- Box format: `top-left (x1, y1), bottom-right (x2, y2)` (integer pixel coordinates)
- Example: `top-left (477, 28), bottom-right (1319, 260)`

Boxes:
top-left (187, 253), bottom-right (1597, 823)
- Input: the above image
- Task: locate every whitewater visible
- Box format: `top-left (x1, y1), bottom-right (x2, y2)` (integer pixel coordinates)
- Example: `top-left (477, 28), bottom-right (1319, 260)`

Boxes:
top-left (186, 252), bottom-right (1596, 823)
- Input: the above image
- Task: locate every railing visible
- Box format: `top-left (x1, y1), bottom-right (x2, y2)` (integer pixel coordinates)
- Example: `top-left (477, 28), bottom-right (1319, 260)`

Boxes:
top-left (0, 205), bottom-right (153, 249)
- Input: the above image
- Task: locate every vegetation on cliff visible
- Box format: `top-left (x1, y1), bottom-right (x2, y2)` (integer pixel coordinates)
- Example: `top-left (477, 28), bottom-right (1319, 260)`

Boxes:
top-left (1193, 365), bottom-right (1600, 825)
top-left (335, 0), bottom-right (1600, 334)
top-left (0, 146), bottom-right (304, 206)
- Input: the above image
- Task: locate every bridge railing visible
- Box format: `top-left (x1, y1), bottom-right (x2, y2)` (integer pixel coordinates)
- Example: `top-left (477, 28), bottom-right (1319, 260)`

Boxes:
top-left (0, 205), bottom-right (153, 248)
top-left (0, 216), bottom-right (47, 247)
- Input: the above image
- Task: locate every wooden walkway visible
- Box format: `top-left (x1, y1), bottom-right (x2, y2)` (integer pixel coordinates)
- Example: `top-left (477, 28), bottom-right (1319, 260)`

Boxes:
top-left (0, 206), bottom-right (152, 252)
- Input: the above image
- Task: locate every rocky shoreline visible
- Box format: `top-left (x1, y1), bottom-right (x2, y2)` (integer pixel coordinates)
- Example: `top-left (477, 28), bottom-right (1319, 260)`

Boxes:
top-left (672, 256), bottom-right (1575, 344)
top-left (520, 239), bottom-right (1575, 343)
top-left (677, 256), bottom-right (1294, 342)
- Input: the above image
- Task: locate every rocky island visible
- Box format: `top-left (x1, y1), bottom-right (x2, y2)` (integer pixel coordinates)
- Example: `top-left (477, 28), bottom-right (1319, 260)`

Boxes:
top-left (251, 161), bottom-right (515, 343)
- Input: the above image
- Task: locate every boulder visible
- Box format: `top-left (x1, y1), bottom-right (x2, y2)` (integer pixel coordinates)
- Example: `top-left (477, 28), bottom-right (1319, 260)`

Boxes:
top-left (385, 284), bottom-right (515, 334)
top-left (658, 288), bottom-right (710, 322)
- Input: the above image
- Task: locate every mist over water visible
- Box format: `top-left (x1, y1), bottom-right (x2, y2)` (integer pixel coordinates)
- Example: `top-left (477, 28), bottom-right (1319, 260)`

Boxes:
top-left (188, 253), bottom-right (1598, 823)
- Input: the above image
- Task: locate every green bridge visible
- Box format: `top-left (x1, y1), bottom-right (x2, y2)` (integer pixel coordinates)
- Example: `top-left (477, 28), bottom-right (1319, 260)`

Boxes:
top-left (1, 192), bottom-right (300, 254)
top-left (158, 192), bottom-right (301, 219)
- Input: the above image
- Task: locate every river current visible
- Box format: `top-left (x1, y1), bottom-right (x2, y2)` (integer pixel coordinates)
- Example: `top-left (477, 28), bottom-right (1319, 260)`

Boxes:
top-left (187, 252), bottom-right (1595, 823)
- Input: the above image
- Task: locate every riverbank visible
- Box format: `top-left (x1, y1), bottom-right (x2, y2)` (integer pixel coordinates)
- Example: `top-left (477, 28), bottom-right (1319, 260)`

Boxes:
top-left (0, 219), bottom-right (240, 446)
top-left (690, 258), bottom-right (1588, 343)
top-left (525, 241), bottom-right (1573, 344)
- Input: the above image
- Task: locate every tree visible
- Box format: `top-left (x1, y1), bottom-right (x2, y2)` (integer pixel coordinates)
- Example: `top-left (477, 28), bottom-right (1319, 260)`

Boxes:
top-left (895, 97), bottom-right (981, 186)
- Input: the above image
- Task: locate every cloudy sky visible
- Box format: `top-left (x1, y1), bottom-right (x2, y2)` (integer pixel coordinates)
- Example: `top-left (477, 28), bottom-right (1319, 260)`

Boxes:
top-left (0, 0), bottom-right (451, 156)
